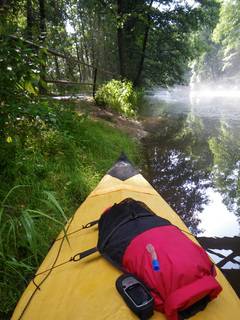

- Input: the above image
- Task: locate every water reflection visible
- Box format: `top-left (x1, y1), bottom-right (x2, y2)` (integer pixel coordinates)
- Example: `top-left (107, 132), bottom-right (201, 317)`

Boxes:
top-left (209, 123), bottom-right (240, 218)
top-left (199, 189), bottom-right (240, 237)
top-left (142, 115), bottom-right (212, 234)
top-left (141, 87), bottom-right (240, 236)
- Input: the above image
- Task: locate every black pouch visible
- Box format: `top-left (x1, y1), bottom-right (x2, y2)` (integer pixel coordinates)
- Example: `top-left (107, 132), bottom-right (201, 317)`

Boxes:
top-left (116, 274), bottom-right (154, 320)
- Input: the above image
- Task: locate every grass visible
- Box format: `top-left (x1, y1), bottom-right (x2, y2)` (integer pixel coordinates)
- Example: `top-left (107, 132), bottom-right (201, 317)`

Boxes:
top-left (0, 100), bottom-right (140, 318)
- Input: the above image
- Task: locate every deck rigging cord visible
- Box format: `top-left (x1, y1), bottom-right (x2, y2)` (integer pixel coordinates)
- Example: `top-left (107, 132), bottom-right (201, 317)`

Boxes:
top-left (17, 216), bottom-right (198, 319)
top-left (16, 218), bottom-right (98, 320)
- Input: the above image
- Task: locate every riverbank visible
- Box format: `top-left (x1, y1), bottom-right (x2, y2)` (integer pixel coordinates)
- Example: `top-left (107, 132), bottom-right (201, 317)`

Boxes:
top-left (0, 98), bottom-right (140, 318)
top-left (61, 95), bottom-right (166, 140)
top-left (67, 95), bottom-right (147, 140)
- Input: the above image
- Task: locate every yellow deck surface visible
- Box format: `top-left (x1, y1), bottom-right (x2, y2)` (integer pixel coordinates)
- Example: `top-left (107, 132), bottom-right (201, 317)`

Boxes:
top-left (12, 173), bottom-right (240, 319)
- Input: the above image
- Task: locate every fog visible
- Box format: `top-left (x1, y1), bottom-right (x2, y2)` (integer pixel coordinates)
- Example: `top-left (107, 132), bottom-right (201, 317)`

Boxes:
top-left (146, 83), bottom-right (240, 122)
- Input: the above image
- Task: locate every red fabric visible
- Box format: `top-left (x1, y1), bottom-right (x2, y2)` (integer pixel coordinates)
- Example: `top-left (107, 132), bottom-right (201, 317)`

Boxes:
top-left (122, 226), bottom-right (222, 320)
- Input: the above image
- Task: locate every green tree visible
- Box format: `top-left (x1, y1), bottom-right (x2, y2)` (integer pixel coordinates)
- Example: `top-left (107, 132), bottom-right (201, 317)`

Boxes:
top-left (114, 0), bottom-right (220, 86)
top-left (192, 0), bottom-right (240, 83)
top-left (212, 0), bottom-right (240, 81)
top-left (1, 0), bottom-right (223, 93)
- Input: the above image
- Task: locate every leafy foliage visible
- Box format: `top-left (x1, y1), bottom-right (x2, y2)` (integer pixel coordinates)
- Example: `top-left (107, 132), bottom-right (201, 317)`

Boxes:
top-left (0, 36), bottom-right (40, 105)
top-left (95, 80), bottom-right (138, 116)
top-left (191, 0), bottom-right (240, 83)
top-left (212, 0), bottom-right (240, 78)
top-left (1, 0), bottom-right (219, 91)
top-left (110, 0), bottom-right (220, 86)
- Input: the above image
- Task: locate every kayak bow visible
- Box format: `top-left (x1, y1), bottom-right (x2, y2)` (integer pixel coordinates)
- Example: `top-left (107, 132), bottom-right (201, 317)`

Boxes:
top-left (12, 155), bottom-right (240, 319)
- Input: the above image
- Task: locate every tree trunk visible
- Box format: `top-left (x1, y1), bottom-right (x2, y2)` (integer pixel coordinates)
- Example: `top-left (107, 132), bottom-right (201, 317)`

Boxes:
top-left (38, 0), bottom-right (47, 94)
top-left (71, 18), bottom-right (83, 82)
top-left (78, 17), bottom-right (92, 79)
top-left (74, 36), bottom-right (83, 82)
top-left (38, 0), bottom-right (46, 42)
top-left (117, 0), bottom-right (125, 78)
top-left (26, 0), bottom-right (33, 40)
top-left (133, 0), bottom-right (153, 87)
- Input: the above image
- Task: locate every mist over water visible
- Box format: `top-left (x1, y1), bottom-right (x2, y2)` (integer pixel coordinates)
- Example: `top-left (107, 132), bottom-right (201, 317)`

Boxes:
top-left (141, 85), bottom-right (240, 238)
top-left (145, 84), bottom-right (240, 122)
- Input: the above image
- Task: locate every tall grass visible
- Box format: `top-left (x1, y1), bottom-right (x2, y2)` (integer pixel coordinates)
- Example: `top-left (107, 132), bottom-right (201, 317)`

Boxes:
top-left (0, 100), bottom-right (139, 318)
top-left (0, 187), bottom-right (67, 317)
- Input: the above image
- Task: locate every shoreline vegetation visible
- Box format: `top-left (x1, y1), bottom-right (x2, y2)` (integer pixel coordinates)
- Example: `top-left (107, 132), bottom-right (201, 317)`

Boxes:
top-left (0, 93), bottom-right (141, 318)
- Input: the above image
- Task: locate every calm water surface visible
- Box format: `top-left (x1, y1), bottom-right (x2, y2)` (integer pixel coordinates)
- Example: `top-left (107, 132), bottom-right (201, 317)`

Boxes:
top-left (141, 87), bottom-right (240, 239)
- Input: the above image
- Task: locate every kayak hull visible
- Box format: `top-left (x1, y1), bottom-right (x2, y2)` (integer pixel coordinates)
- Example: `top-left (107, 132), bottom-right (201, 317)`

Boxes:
top-left (12, 157), bottom-right (240, 319)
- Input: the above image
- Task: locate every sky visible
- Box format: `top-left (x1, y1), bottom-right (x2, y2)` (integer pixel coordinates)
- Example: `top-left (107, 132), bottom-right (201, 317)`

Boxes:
top-left (153, 0), bottom-right (199, 11)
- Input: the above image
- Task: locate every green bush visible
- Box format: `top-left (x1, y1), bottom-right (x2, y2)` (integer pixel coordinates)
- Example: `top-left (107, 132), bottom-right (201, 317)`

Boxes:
top-left (95, 79), bottom-right (138, 116)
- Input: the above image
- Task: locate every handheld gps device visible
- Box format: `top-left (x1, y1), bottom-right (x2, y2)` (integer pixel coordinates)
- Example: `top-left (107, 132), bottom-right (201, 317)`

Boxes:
top-left (116, 274), bottom-right (154, 319)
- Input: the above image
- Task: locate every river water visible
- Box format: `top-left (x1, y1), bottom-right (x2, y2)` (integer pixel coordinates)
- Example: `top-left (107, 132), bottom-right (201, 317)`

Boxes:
top-left (140, 87), bottom-right (240, 282)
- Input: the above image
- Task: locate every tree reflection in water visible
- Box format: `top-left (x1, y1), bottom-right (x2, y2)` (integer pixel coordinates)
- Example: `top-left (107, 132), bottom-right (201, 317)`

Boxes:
top-left (209, 122), bottom-right (240, 221)
top-left (142, 115), bottom-right (213, 235)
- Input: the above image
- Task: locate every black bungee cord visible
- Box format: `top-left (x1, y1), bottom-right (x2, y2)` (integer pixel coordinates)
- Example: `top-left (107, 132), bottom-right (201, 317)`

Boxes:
top-left (17, 219), bottom-right (98, 320)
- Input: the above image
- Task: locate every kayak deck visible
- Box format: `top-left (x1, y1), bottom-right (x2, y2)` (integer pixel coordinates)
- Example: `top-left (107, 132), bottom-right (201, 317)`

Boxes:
top-left (12, 157), bottom-right (240, 319)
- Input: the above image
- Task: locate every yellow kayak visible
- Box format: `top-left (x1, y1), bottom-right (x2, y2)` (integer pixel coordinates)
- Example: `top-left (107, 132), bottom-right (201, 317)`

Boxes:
top-left (12, 155), bottom-right (240, 319)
